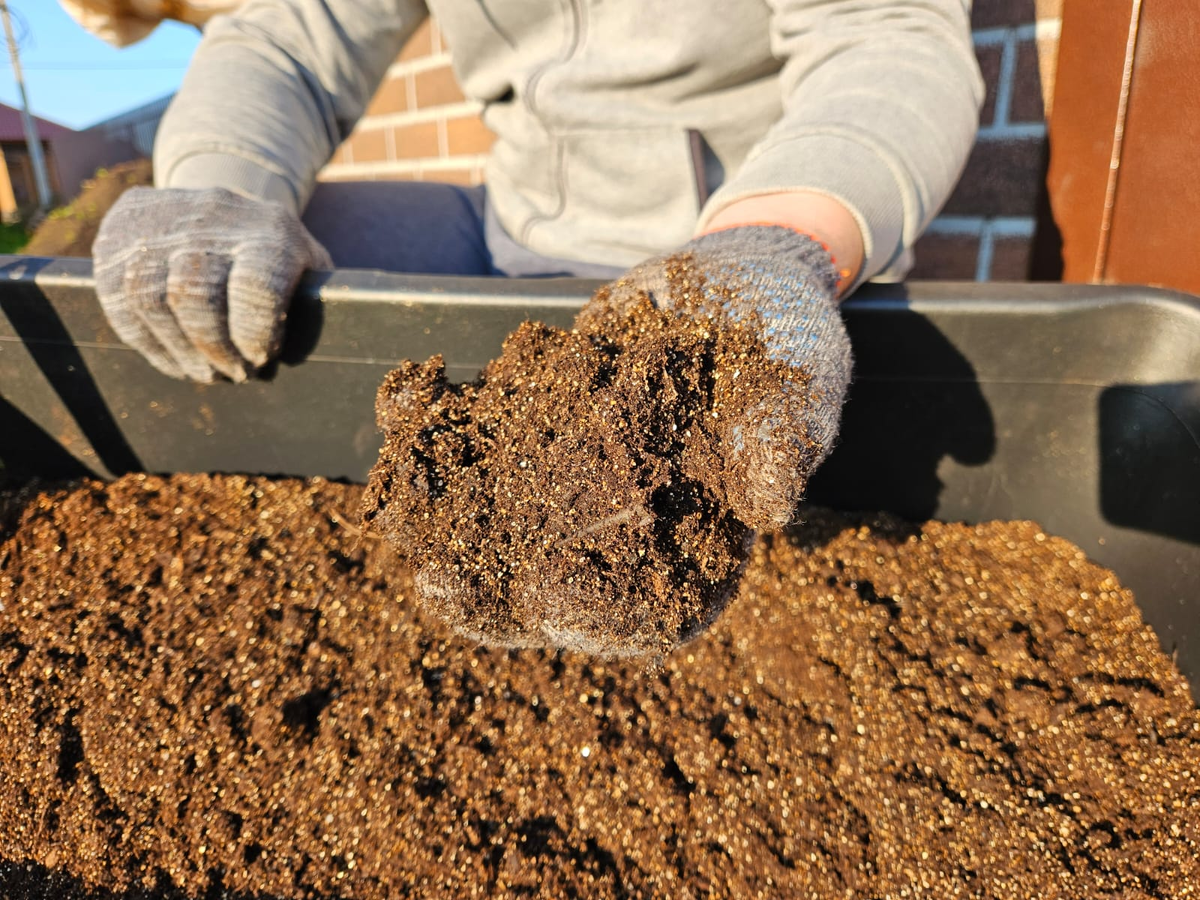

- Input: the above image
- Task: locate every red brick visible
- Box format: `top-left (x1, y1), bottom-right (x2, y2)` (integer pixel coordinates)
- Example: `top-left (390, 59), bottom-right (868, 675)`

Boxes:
top-left (346, 128), bottom-right (388, 163)
top-left (414, 66), bottom-right (465, 109)
top-left (944, 137), bottom-right (1047, 217)
top-left (391, 121), bottom-right (440, 160)
top-left (909, 232), bottom-right (981, 280)
top-left (976, 43), bottom-right (1004, 126)
top-left (990, 233), bottom-right (1035, 279)
top-left (329, 142), bottom-right (353, 166)
top-left (397, 19), bottom-right (433, 64)
top-left (445, 117), bottom-right (495, 156)
top-left (365, 75), bottom-right (409, 117)
top-left (1010, 38), bottom-right (1049, 123)
top-left (972, 0), bottom-right (1062, 29)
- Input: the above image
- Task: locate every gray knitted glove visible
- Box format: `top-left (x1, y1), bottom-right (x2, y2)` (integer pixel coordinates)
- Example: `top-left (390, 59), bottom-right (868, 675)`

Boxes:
top-left (93, 186), bottom-right (332, 382)
top-left (578, 225), bottom-right (852, 530)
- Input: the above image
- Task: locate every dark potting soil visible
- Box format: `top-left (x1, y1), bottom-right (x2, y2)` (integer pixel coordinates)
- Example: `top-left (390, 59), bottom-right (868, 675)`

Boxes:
top-left (363, 264), bottom-right (821, 657)
top-left (0, 473), bottom-right (1197, 899)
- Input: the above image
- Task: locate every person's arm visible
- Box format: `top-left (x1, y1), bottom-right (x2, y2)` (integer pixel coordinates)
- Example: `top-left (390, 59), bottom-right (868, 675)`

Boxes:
top-left (154, 0), bottom-right (428, 214)
top-left (93, 0), bottom-right (428, 383)
top-left (696, 0), bottom-right (983, 291)
top-left (700, 190), bottom-right (865, 298)
top-left (582, 1), bottom-right (982, 535)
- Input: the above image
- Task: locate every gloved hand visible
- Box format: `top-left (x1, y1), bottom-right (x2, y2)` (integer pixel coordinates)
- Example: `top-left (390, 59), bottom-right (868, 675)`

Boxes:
top-left (364, 223), bottom-right (853, 658)
top-left (577, 224), bottom-right (853, 531)
top-left (93, 186), bottom-right (332, 383)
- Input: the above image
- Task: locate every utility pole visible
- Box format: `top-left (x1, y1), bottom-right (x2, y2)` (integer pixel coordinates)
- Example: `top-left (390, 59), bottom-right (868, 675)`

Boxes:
top-left (0, 2), bottom-right (52, 213)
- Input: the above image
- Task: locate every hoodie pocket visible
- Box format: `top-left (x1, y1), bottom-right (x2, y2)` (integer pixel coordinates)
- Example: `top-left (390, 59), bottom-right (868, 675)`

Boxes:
top-left (531, 127), bottom-right (702, 265)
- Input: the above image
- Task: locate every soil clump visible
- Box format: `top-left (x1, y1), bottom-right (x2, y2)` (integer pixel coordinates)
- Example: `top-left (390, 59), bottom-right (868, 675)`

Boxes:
top-left (1, 474), bottom-right (1197, 899)
top-left (364, 268), bottom-right (819, 656)
top-left (25, 159), bottom-right (153, 258)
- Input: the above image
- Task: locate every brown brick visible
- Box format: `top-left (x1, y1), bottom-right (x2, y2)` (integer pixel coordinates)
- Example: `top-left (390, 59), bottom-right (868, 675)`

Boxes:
top-left (397, 19), bottom-right (433, 64)
top-left (990, 233), bottom-right (1035, 279)
top-left (365, 75), bottom-right (409, 117)
top-left (944, 137), bottom-right (1046, 217)
top-left (330, 142), bottom-right (353, 166)
top-left (414, 65), bottom-right (465, 109)
top-left (426, 168), bottom-right (476, 187)
top-left (972, 0), bottom-right (1062, 29)
top-left (909, 232), bottom-right (981, 280)
top-left (1010, 38), bottom-right (1048, 123)
top-left (445, 116), bottom-right (495, 156)
top-left (391, 121), bottom-right (440, 160)
top-left (976, 43), bottom-right (1004, 126)
top-left (346, 128), bottom-right (388, 164)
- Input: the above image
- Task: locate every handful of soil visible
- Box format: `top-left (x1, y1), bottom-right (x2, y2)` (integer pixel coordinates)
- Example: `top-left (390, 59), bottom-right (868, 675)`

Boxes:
top-left (363, 276), bottom-right (817, 657)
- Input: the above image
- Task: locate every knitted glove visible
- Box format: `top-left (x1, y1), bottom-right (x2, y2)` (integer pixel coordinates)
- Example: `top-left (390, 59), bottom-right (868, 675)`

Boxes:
top-left (577, 225), bottom-right (852, 530)
top-left (373, 224), bottom-right (851, 657)
top-left (93, 187), bottom-right (332, 382)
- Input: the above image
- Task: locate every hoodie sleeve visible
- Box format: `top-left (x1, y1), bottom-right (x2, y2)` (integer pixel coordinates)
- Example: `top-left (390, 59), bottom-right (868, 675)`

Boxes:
top-left (154, 0), bottom-right (428, 215)
top-left (696, 0), bottom-right (984, 283)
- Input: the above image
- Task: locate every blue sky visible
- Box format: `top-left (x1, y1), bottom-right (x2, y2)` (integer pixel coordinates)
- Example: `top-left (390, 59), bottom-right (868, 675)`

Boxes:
top-left (0, 2), bottom-right (200, 130)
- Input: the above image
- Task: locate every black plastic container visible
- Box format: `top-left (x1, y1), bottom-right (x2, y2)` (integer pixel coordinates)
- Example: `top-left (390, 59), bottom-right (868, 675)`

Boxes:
top-left (2, 255), bottom-right (1197, 700)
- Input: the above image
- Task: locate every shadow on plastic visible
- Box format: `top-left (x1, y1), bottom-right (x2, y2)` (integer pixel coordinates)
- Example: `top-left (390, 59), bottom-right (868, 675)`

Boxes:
top-left (0, 257), bottom-right (141, 479)
top-left (807, 305), bottom-right (997, 522)
top-left (1099, 382), bottom-right (1200, 546)
top-left (0, 397), bottom-right (91, 487)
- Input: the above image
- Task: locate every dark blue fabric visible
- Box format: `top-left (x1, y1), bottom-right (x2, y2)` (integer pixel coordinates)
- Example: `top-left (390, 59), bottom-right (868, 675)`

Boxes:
top-left (302, 180), bottom-right (625, 279)
top-left (302, 181), bottom-right (493, 275)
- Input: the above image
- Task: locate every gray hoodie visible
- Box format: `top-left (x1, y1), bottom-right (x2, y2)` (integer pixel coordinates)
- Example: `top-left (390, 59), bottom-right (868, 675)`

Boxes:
top-left (155, 0), bottom-right (983, 281)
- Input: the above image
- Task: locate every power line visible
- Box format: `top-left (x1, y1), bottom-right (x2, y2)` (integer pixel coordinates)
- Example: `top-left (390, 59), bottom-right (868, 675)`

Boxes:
top-left (0, 1), bottom-right (52, 212)
top-left (2, 1), bottom-right (28, 47)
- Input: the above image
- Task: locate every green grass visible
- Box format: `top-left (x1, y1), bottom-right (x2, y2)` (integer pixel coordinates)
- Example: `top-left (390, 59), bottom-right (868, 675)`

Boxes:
top-left (0, 221), bottom-right (29, 254)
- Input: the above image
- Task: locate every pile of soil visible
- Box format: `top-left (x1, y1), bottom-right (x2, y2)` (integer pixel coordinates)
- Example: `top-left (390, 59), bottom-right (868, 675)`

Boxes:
top-left (364, 265), bottom-right (822, 657)
top-left (24, 159), bottom-right (153, 258)
top-left (1, 473), bottom-right (1197, 899)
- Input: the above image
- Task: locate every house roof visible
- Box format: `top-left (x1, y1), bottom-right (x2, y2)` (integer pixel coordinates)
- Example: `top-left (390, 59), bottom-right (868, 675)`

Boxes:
top-left (0, 103), bottom-right (74, 142)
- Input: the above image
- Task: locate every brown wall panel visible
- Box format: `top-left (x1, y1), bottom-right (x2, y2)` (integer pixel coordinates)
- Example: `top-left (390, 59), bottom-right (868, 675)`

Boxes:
top-left (1104, 5), bottom-right (1200, 290)
top-left (1049, 0), bottom-right (1200, 292)
top-left (1046, 0), bottom-right (1132, 282)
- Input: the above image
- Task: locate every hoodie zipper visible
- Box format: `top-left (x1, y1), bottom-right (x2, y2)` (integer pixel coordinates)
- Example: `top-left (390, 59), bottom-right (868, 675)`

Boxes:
top-left (524, 0), bottom-right (584, 118)
top-left (519, 0), bottom-right (584, 242)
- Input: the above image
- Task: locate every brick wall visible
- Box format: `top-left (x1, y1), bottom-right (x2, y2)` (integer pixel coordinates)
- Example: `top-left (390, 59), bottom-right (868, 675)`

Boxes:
top-left (324, 2), bottom-right (1063, 281)
top-left (319, 19), bottom-right (492, 186)
top-left (911, 0), bottom-right (1063, 280)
